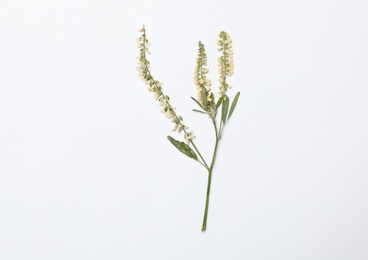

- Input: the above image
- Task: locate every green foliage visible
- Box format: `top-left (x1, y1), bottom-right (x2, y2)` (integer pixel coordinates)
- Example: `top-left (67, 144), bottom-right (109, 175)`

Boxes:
top-left (167, 136), bottom-right (198, 160)
top-left (221, 96), bottom-right (230, 124)
top-left (228, 92), bottom-right (240, 120)
top-left (192, 109), bottom-right (206, 114)
top-left (216, 97), bottom-right (223, 108)
top-left (191, 97), bottom-right (206, 112)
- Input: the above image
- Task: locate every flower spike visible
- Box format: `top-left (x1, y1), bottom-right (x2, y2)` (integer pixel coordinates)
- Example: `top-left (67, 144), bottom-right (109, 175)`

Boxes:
top-left (136, 26), bottom-right (194, 141)
top-left (217, 31), bottom-right (234, 98)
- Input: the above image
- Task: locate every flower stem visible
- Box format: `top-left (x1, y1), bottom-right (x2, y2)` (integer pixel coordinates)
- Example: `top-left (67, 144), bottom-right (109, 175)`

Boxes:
top-left (201, 168), bottom-right (212, 231)
top-left (201, 120), bottom-right (220, 232)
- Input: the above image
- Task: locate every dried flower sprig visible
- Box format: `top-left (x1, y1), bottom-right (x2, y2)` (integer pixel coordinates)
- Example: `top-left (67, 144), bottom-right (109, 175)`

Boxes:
top-left (136, 26), bottom-right (207, 168)
top-left (137, 26), bottom-right (187, 136)
top-left (136, 26), bottom-right (240, 231)
top-left (194, 42), bottom-right (214, 114)
top-left (217, 31), bottom-right (234, 99)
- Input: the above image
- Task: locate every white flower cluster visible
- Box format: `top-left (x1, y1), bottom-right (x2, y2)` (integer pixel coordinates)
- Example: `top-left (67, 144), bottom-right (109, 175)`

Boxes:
top-left (217, 31), bottom-right (234, 98)
top-left (193, 42), bottom-right (213, 109)
top-left (136, 26), bottom-right (195, 143)
top-left (184, 130), bottom-right (195, 144)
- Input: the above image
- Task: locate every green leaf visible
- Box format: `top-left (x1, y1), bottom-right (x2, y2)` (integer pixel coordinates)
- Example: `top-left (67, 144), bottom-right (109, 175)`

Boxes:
top-left (228, 92), bottom-right (240, 120)
top-left (208, 93), bottom-right (215, 107)
top-left (190, 97), bottom-right (205, 111)
top-left (192, 109), bottom-right (206, 114)
top-left (216, 97), bottom-right (223, 108)
top-left (221, 96), bottom-right (229, 124)
top-left (167, 136), bottom-right (198, 160)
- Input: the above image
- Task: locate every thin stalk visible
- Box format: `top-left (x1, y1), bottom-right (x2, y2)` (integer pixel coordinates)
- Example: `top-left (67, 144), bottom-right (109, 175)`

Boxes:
top-left (201, 120), bottom-right (220, 232)
top-left (218, 120), bottom-right (224, 140)
top-left (196, 156), bottom-right (207, 169)
top-left (190, 140), bottom-right (209, 170)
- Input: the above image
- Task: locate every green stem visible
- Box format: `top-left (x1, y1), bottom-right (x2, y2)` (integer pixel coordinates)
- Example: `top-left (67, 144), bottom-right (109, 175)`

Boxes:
top-left (201, 120), bottom-right (220, 232)
top-left (190, 140), bottom-right (209, 170)
top-left (218, 120), bottom-right (224, 140)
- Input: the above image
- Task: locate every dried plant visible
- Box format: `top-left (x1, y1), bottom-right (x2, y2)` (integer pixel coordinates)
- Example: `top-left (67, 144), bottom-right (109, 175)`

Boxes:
top-left (136, 26), bottom-right (240, 231)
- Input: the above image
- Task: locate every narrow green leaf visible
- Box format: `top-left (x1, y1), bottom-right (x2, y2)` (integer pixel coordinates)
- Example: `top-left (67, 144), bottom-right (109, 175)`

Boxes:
top-left (228, 92), bottom-right (240, 120)
top-left (208, 93), bottom-right (215, 107)
top-left (190, 97), bottom-right (205, 111)
top-left (192, 109), bottom-right (206, 114)
top-left (167, 136), bottom-right (198, 160)
top-left (216, 97), bottom-right (223, 108)
top-left (221, 96), bottom-right (229, 124)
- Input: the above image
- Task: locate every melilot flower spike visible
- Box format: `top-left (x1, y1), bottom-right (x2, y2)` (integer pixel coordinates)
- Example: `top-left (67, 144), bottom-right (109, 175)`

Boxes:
top-left (217, 31), bottom-right (234, 99)
top-left (136, 26), bottom-right (241, 232)
top-left (136, 26), bottom-right (188, 136)
top-left (194, 42), bottom-right (215, 116)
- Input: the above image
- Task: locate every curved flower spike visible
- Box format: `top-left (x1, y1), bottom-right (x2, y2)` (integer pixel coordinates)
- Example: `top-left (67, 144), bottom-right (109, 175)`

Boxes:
top-left (136, 26), bottom-right (194, 140)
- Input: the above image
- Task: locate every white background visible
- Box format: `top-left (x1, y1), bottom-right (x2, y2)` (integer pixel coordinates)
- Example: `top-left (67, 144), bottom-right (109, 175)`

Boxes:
top-left (1, 0), bottom-right (368, 259)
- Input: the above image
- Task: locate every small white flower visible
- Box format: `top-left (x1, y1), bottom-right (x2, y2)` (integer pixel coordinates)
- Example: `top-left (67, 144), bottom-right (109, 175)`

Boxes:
top-left (205, 79), bottom-right (211, 86)
top-left (184, 130), bottom-right (195, 144)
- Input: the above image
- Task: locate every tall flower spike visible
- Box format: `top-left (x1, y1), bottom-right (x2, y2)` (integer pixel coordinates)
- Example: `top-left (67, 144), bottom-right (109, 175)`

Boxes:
top-left (194, 42), bottom-right (213, 112)
top-left (136, 26), bottom-right (194, 141)
top-left (217, 31), bottom-right (234, 99)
